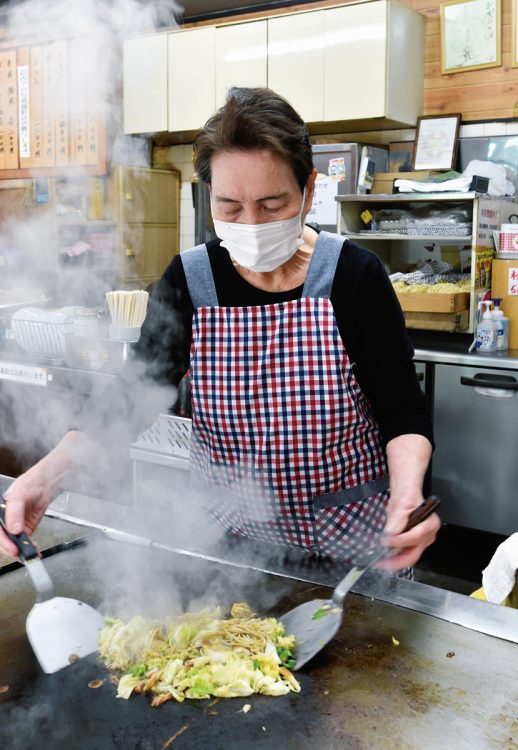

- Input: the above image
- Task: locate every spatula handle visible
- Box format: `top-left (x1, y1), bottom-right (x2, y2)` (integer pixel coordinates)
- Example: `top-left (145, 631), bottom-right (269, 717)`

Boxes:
top-left (0, 495), bottom-right (39, 561)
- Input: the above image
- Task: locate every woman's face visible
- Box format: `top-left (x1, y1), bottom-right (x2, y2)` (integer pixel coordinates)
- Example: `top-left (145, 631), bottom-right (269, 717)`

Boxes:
top-left (210, 149), bottom-right (317, 225)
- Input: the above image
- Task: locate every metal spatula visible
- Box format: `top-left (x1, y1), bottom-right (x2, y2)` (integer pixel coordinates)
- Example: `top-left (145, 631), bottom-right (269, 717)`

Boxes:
top-left (280, 495), bottom-right (441, 670)
top-left (0, 496), bottom-right (105, 674)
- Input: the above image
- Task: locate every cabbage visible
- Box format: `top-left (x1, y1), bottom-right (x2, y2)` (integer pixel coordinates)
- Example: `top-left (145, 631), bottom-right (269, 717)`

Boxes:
top-left (99, 603), bottom-right (300, 706)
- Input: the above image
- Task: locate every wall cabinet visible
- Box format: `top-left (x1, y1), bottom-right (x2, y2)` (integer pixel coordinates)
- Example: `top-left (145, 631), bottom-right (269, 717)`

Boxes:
top-left (267, 11), bottom-right (324, 124)
top-left (123, 34), bottom-right (168, 135)
top-left (123, 0), bottom-right (425, 137)
top-left (337, 192), bottom-right (517, 334)
top-left (215, 20), bottom-right (267, 110)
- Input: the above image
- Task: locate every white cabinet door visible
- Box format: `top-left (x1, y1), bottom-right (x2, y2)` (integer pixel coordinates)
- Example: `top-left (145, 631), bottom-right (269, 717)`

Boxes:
top-left (123, 34), bottom-right (168, 134)
top-left (323, 1), bottom-right (387, 122)
top-left (215, 20), bottom-right (267, 109)
top-left (267, 11), bottom-right (324, 123)
top-left (168, 27), bottom-right (216, 132)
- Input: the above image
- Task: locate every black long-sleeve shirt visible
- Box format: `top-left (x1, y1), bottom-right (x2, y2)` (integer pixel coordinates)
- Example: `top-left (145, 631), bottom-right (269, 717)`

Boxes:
top-left (132, 237), bottom-right (433, 448)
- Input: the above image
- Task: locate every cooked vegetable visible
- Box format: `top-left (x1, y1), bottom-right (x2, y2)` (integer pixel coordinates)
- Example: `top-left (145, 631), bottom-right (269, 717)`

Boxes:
top-left (99, 603), bottom-right (300, 706)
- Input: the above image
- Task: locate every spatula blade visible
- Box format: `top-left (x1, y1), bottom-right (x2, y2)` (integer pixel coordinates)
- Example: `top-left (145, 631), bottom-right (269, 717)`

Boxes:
top-left (281, 599), bottom-right (343, 670)
top-left (26, 597), bottom-right (105, 674)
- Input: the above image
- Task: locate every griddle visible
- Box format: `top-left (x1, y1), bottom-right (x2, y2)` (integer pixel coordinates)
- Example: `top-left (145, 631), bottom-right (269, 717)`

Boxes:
top-left (1, 531), bottom-right (518, 750)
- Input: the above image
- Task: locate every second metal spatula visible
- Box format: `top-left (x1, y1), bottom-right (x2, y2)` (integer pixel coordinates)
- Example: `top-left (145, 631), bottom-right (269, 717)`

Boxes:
top-left (281, 495), bottom-right (441, 670)
top-left (0, 496), bottom-right (105, 674)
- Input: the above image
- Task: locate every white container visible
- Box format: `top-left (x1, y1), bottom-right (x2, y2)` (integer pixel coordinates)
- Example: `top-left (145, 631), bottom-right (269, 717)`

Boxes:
top-left (475, 303), bottom-right (498, 353)
top-left (491, 300), bottom-right (510, 352)
top-left (108, 324), bottom-right (141, 343)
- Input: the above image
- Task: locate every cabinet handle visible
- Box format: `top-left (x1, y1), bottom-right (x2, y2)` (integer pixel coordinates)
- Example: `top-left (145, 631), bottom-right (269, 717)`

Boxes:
top-left (460, 373), bottom-right (518, 391)
top-left (124, 193), bottom-right (134, 201)
top-left (125, 247), bottom-right (135, 257)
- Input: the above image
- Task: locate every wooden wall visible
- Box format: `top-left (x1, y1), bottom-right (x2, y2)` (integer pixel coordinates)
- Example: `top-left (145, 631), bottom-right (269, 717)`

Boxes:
top-left (408, 0), bottom-right (518, 121)
top-left (184, 0), bottom-right (518, 123)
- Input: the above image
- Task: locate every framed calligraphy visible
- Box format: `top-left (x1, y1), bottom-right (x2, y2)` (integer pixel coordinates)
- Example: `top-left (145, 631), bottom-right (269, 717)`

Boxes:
top-left (440, 0), bottom-right (501, 74)
top-left (412, 114), bottom-right (461, 171)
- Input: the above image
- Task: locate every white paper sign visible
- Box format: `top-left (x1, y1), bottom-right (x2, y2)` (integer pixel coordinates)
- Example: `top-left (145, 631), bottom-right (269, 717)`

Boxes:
top-left (0, 360), bottom-right (47, 386)
top-left (307, 178), bottom-right (339, 226)
top-left (508, 267), bottom-right (518, 296)
top-left (17, 65), bottom-right (30, 159)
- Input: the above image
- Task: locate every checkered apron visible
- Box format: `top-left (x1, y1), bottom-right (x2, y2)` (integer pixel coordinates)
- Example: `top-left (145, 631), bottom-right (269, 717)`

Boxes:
top-left (181, 231), bottom-right (390, 564)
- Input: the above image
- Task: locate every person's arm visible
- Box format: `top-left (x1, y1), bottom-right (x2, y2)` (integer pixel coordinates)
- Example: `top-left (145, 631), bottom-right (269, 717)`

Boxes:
top-left (380, 433), bottom-right (439, 569)
top-left (0, 430), bottom-right (101, 558)
top-left (333, 242), bottom-right (438, 566)
top-left (0, 254), bottom-right (194, 559)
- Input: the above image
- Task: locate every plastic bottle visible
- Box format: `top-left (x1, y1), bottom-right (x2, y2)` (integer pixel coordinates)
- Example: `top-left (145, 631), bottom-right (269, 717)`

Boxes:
top-left (475, 301), bottom-right (498, 353)
top-left (491, 298), bottom-right (509, 352)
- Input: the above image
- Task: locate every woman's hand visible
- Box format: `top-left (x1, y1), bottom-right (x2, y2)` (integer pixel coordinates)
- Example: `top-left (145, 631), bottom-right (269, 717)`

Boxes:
top-left (380, 489), bottom-right (440, 570)
top-left (0, 465), bottom-right (53, 558)
top-left (0, 430), bottom-right (96, 560)
top-left (380, 433), bottom-right (439, 570)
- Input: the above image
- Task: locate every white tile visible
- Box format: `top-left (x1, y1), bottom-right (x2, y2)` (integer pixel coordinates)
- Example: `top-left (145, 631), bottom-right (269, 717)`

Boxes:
top-left (506, 122), bottom-right (518, 135)
top-left (180, 234), bottom-right (193, 252)
top-left (459, 123), bottom-right (484, 138)
top-left (483, 122), bottom-right (507, 136)
top-left (180, 181), bottom-right (193, 200)
top-left (180, 200), bottom-right (195, 219)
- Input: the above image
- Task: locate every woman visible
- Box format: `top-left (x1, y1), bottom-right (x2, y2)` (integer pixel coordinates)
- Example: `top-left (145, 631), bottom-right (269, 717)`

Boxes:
top-left (1, 88), bottom-right (439, 570)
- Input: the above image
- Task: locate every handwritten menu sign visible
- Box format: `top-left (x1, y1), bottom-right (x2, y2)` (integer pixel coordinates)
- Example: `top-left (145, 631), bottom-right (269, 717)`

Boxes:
top-left (0, 35), bottom-right (103, 175)
top-left (508, 268), bottom-right (518, 296)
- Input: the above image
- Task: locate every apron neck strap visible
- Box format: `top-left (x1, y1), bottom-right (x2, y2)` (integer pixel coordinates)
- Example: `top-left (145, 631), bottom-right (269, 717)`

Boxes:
top-left (302, 231), bottom-right (345, 299)
top-left (181, 244), bottom-right (219, 308)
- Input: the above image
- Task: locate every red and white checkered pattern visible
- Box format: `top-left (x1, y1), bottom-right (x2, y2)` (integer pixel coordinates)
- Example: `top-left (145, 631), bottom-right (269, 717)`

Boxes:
top-left (500, 231), bottom-right (518, 253)
top-left (190, 296), bottom-right (388, 564)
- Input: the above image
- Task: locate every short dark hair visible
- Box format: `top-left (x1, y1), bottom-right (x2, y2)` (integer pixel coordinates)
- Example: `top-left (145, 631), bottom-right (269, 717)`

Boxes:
top-left (193, 87), bottom-right (313, 193)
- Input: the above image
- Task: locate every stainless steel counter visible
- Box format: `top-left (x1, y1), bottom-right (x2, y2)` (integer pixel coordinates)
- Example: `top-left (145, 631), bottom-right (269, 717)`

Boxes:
top-left (414, 346), bottom-right (518, 369)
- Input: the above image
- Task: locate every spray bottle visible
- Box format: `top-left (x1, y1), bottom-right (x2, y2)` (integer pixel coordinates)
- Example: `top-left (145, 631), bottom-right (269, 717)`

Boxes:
top-left (475, 301), bottom-right (498, 353)
top-left (491, 298), bottom-right (509, 352)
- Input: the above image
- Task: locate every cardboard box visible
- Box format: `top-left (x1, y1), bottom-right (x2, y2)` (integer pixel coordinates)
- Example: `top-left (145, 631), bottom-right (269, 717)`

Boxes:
top-left (371, 171), bottom-right (441, 195)
top-left (491, 258), bottom-right (518, 349)
top-left (396, 291), bottom-right (470, 314)
top-left (403, 310), bottom-right (469, 332)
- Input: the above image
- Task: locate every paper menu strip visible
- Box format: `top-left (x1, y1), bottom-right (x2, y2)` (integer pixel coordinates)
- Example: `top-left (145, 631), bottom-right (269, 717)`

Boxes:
top-left (29, 45), bottom-right (44, 169)
top-left (54, 39), bottom-right (69, 167)
top-left (17, 46), bottom-right (30, 168)
top-left (85, 35), bottom-right (99, 167)
top-left (0, 50), bottom-right (19, 170)
top-left (41, 42), bottom-right (57, 167)
top-left (69, 36), bottom-right (88, 166)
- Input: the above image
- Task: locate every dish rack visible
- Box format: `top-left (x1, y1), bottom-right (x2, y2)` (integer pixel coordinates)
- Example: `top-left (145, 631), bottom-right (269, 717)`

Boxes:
top-left (130, 414), bottom-right (192, 506)
top-left (10, 307), bottom-right (98, 359)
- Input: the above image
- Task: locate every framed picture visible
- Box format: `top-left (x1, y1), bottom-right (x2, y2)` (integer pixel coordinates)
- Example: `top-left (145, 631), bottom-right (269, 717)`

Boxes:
top-left (513, 0), bottom-right (518, 67)
top-left (440, 0), bottom-right (501, 74)
top-left (412, 114), bottom-right (461, 171)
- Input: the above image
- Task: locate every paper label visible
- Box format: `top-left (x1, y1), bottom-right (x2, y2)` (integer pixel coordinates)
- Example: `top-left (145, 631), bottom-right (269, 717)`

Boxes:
top-left (360, 209), bottom-right (373, 225)
top-left (508, 267), bottom-right (518, 295)
top-left (308, 177), bottom-right (339, 225)
top-left (0, 360), bottom-right (48, 386)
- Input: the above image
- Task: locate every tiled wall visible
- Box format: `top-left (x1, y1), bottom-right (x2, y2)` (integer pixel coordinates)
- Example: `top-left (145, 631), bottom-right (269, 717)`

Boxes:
top-left (154, 144), bottom-right (195, 252)
top-left (154, 120), bottom-right (518, 243)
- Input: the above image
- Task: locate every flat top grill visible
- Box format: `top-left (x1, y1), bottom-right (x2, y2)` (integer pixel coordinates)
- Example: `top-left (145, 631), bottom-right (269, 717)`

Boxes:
top-left (1, 528), bottom-right (518, 750)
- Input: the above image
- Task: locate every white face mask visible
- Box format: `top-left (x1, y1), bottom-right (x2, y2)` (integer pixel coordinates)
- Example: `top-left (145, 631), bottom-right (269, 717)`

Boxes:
top-left (212, 189), bottom-right (306, 273)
